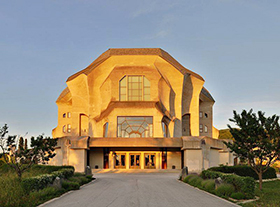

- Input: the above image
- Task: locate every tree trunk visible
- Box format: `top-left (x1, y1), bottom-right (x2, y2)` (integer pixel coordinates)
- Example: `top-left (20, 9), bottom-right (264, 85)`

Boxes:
top-left (258, 172), bottom-right (263, 190)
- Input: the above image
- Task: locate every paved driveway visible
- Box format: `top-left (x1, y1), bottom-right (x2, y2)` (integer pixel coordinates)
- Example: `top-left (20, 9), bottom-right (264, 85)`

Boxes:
top-left (42, 173), bottom-right (239, 207)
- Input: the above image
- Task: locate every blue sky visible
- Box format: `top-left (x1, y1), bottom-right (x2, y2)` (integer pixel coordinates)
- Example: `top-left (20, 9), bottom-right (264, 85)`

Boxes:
top-left (0, 0), bottom-right (279, 139)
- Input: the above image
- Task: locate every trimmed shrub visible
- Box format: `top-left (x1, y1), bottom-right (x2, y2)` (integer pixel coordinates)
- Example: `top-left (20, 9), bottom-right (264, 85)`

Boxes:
top-left (62, 180), bottom-right (80, 190)
top-left (216, 183), bottom-right (235, 197)
top-left (208, 165), bottom-right (276, 180)
top-left (22, 168), bottom-right (74, 192)
top-left (201, 179), bottom-right (215, 192)
top-left (230, 192), bottom-right (246, 200)
top-left (201, 170), bottom-right (255, 198)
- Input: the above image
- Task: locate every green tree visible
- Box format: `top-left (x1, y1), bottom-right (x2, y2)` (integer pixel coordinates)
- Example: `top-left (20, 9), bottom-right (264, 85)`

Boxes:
top-left (0, 124), bottom-right (57, 179)
top-left (224, 110), bottom-right (280, 190)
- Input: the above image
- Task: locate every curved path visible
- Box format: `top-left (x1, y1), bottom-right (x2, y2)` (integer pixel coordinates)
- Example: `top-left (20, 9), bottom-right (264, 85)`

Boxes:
top-left (42, 173), bottom-right (239, 207)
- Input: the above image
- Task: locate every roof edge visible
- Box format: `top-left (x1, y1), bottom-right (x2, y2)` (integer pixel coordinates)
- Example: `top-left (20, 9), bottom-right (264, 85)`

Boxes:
top-left (66, 48), bottom-right (204, 82)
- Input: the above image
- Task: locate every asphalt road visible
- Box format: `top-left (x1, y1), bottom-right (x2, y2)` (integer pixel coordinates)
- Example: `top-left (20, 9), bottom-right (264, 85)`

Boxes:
top-left (42, 173), bottom-right (239, 207)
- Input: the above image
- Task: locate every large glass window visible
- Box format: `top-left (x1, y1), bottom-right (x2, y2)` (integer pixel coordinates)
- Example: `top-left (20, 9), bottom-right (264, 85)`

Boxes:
top-left (117, 116), bottom-right (153, 137)
top-left (119, 75), bottom-right (150, 101)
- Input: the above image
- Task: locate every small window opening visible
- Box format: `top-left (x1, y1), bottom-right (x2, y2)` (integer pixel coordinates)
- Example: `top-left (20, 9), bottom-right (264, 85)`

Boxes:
top-left (199, 111), bottom-right (203, 118)
top-left (67, 124), bottom-right (71, 133)
top-left (199, 124), bottom-right (203, 133)
top-left (204, 113), bottom-right (208, 118)
top-left (62, 125), bottom-right (66, 133)
top-left (63, 113), bottom-right (66, 118)
top-left (205, 125), bottom-right (208, 133)
top-left (67, 112), bottom-right (71, 118)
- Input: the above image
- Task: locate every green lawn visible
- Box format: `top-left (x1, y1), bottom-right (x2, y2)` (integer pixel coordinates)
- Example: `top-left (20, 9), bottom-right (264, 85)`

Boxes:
top-left (0, 164), bottom-right (93, 207)
top-left (241, 180), bottom-right (280, 207)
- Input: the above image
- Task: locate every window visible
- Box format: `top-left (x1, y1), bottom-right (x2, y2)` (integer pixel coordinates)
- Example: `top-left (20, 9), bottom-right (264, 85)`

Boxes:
top-left (199, 124), bottom-right (203, 133)
top-left (117, 116), bottom-right (153, 137)
top-left (199, 111), bottom-right (203, 118)
top-left (63, 113), bottom-right (66, 118)
top-left (62, 125), bottom-right (66, 133)
top-left (67, 124), bottom-right (71, 133)
top-left (204, 113), bottom-right (208, 118)
top-left (103, 122), bottom-right (109, 137)
top-left (67, 112), bottom-right (71, 118)
top-left (119, 75), bottom-right (150, 101)
top-left (205, 125), bottom-right (208, 133)
top-left (162, 121), bottom-right (168, 137)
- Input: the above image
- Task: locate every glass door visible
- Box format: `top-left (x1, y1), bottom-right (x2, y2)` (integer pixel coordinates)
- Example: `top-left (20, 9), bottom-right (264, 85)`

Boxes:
top-left (115, 153), bottom-right (126, 169)
top-left (130, 154), bottom-right (141, 169)
top-left (144, 153), bottom-right (156, 169)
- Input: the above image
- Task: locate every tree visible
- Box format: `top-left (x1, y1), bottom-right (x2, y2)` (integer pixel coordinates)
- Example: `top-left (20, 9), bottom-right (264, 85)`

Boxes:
top-left (218, 129), bottom-right (234, 139)
top-left (0, 124), bottom-right (57, 179)
top-left (224, 109), bottom-right (280, 190)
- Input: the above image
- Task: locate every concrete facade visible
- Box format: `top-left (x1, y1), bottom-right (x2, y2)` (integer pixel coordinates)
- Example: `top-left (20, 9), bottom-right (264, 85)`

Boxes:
top-left (49, 48), bottom-right (233, 173)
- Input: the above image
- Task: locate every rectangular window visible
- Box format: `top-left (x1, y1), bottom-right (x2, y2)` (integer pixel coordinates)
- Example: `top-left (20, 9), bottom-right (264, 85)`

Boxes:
top-left (67, 124), bottom-right (71, 133)
top-left (119, 75), bottom-right (150, 101)
top-left (199, 111), bottom-right (203, 118)
top-left (117, 116), bottom-right (153, 137)
top-left (199, 124), bottom-right (203, 133)
top-left (67, 112), bottom-right (71, 118)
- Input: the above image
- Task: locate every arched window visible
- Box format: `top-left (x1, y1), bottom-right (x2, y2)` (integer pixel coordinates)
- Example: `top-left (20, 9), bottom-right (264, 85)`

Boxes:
top-left (161, 116), bottom-right (169, 138)
top-left (204, 125), bottom-right (208, 133)
top-left (162, 121), bottom-right (168, 137)
top-left (62, 125), bottom-right (66, 133)
top-left (103, 122), bottom-right (109, 137)
top-left (119, 75), bottom-right (150, 101)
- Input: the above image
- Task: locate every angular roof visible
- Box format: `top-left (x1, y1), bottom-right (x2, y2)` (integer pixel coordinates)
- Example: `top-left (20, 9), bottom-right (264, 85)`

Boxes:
top-left (67, 48), bottom-right (204, 82)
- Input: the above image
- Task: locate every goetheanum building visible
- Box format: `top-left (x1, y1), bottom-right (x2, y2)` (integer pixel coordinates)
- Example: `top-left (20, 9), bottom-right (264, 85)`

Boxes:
top-left (50, 48), bottom-right (233, 172)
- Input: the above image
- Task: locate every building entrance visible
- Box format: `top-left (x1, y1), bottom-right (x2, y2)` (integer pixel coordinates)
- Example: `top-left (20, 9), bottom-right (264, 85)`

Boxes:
top-left (130, 154), bottom-right (141, 169)
top-left (115, 153), bottom-right (126, 169)
top-left (144, 153), bottom-right (156, 169)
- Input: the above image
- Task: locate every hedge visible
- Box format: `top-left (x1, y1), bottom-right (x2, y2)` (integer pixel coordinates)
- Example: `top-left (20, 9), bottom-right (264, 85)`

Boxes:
top-left (208, 165), bottom-right (277, 180)
top-left (22, 168), bottom-right (74, 192)
top-left (201, 170), bottom-right (255, 198)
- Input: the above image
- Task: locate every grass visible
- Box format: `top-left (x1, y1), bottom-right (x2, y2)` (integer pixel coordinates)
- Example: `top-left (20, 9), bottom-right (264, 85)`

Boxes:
top-left (241, 180), bottom-right (280, 207)
top-left (0, 164), bottom-right (93, 207)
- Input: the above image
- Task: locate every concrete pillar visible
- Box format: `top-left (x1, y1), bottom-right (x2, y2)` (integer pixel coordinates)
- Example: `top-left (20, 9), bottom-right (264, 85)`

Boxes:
top-left (109, 151), bottom-right (114, 169)
top-left (141, 152), bottom-right (144, 169)
top-left (68, 149), bottom-right (87, 173)
top-left (126, 152), bottom-right (130, 169)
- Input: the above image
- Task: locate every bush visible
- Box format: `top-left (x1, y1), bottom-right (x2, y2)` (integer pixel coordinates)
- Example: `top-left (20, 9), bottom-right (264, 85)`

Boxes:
top-left (188, 176), bottom-right (203, 188)
top-left (208, 165), bottom-right (276, 180)
top-left (201, 179), bottom-right (215, 192)
top-left (69, 176), bottom-right (90, 185)
top-left (216, 183), bottom-right (235, 197)
top-left (86, 175), bottom-right (93, 180)
top-left (183, 174), bottom-right (197, 183)
top-left (230, 192), bottom-right (246, 200)
top-left (201, 170), bottom-right (255, 198)
top-left (22, 168), bottom-right (74, 192)
top-left (62, 180), bottom-right (80, 190)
